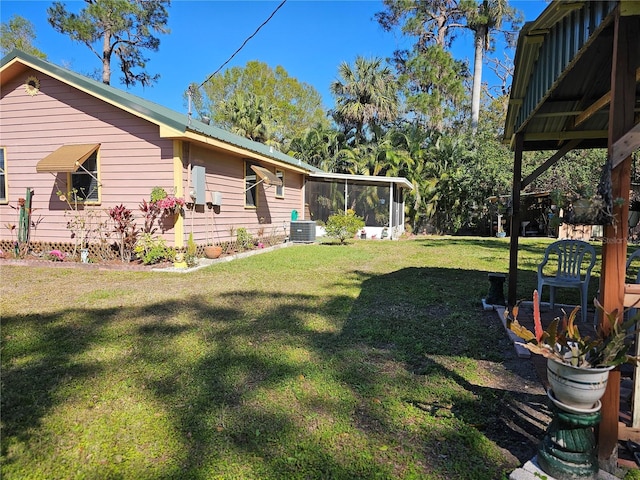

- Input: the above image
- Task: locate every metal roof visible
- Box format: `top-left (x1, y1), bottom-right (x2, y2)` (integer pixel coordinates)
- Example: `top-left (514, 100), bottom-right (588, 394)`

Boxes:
top-left (1, 49), bottom-right (418, 190)
top-left (308, 171), bottom-right (413, 190)
top-left (504, 0), bottom-right (639, 151)
top-left (0, 49), bottom-right (322, 173)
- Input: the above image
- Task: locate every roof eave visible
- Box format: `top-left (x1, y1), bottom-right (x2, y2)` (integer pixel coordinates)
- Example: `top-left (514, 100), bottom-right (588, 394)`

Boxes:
top-left (308, 171), bottom-right (413, 190)
top-left (1, 49), bottom-right (320, 173)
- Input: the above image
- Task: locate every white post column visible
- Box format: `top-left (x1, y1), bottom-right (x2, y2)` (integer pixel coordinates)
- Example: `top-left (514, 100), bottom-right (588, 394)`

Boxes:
top-left (388, 182), bottom-right (394, 239)
top-left (344, 179), bottom-right (348, 213)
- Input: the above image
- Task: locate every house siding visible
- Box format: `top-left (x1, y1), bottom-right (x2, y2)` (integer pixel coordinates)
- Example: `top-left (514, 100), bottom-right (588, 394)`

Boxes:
top-left (1, 66), bottom-right (305, 251)
top-left (1, 69), bottom-right (175, 246)
top-left (182, 144), bottom-right (303, 245)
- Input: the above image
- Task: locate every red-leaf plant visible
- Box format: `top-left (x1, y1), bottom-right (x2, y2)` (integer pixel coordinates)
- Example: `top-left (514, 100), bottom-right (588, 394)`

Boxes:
top-left (506, 290), bottom-right (640, 368)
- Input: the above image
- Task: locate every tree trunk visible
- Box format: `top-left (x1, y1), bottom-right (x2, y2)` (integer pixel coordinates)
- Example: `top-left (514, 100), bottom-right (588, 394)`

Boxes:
top-left (102, 32), bottom-right (111, 85)
top-left (471, 28), bottom-right (485, 132)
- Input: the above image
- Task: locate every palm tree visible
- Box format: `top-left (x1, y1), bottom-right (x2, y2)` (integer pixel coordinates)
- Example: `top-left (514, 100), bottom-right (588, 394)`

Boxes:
top-left (222, 92), bottom-right (274, 145)
top-left (465, 0), bottom-right (520, 131)
top-left (330, 56), bottom-right (399, 145)
top-left (288, 125), bottom-right (345, 171)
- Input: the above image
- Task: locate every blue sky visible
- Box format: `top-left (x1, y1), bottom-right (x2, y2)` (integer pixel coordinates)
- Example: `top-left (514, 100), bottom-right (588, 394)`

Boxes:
top-left (1, 0), bottom-right (548, 114)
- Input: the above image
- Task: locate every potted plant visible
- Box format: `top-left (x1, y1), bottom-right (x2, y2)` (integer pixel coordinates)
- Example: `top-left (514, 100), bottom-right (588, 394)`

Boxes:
top-left (204, 201), bottom-right (223, 259)
top-left (204, 244), bottom-right (223, 259)
top-left (149, 187), bottom-right (185, 233)
top-left (506, 290), bottom-right (639, 409)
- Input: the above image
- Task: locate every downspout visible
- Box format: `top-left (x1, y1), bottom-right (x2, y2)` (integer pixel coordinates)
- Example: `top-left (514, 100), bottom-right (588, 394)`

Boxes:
top-left (401, 187), bottom-right (406, 235)
top-left (302, 176), bottom-right (306, 220)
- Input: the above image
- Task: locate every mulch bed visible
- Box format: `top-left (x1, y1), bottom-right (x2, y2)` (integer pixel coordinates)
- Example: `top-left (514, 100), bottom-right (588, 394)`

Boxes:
top-left (0, 257), bottom-right (172, 271)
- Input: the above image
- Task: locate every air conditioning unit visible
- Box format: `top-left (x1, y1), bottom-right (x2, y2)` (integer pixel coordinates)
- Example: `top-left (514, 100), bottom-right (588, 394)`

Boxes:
top-left (290, 221), bottom-right (316, 243)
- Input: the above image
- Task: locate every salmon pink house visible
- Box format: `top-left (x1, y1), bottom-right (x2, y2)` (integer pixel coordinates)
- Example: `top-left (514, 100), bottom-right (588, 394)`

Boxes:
top-left (0, 49), bottom-right (411, 259)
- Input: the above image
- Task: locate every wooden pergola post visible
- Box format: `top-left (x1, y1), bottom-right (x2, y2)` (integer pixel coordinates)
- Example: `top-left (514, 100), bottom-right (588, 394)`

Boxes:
top-left (508, 134), bottom-right (524, 308)
top-left (598, 8), bottom-right (639, 469)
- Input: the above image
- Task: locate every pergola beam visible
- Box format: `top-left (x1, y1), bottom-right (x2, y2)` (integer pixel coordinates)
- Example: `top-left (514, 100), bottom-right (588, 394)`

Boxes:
top-left (611, 122), bottom-right (640, 169)
top-left (574, 68), bottom-right (640, 128)
top-left (521, 139), bottom-right (582, 189)
top-left (523, 130), bottom-right (608, 141)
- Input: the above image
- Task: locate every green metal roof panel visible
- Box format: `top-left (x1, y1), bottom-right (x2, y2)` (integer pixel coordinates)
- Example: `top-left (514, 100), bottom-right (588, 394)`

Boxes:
top-left (1, 49), bottom-right (321, 173)
top-left (504, 0), bottom-right (618, 149)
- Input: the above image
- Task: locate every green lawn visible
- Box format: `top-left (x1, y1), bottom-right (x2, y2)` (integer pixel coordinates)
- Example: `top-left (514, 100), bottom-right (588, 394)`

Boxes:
top-left (0, 236), bottom-right (599, 479)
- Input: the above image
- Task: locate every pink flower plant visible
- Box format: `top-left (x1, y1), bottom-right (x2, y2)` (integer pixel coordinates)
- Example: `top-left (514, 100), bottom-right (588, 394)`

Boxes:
top-left (49, 249), bottom-right (65, 261)
top-left (156, 195), bottom-right (185, 215)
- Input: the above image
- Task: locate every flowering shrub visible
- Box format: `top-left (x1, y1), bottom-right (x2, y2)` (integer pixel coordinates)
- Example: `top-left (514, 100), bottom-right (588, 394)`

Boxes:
top-left (156, 195), bottom-right (185, 215)
top-left (48, 249), bottom-right (65, 261)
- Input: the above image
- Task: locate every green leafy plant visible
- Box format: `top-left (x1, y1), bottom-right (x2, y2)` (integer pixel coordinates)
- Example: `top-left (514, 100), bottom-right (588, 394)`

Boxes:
top-left (184, 233), bottom-right (198, 267)
top-left (507, 290), bottom-right (639, 368)
top-left (236, 227), bottom-right (254, 251)
top-left (133, 233), bottom-right (172, 265)
top-left (150, 186), bottom-right (168, 203)
top-left (324, 209), bottom-right (365, 244)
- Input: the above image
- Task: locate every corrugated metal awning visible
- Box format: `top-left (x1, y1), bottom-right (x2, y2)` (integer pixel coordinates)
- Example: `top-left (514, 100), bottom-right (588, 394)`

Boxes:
top-left (36, 144), bottom-right (100, 173)
top-left (251, 165), bottom-right (282, 187)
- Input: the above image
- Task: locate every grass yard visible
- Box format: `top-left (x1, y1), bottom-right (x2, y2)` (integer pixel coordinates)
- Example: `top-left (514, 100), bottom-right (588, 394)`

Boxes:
top-left (0, 236), bottom-right (600, 479)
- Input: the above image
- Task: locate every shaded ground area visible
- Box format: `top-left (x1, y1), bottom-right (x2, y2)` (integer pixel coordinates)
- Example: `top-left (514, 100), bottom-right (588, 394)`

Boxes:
top-left (3, 248), bottom-right (633, 476)
top-left (469, 317), bottom-right (552, 464)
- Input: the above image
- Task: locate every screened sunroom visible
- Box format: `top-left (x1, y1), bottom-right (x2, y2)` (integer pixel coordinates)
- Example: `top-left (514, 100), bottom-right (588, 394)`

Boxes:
top-left (304, 172), bottom-right (413, 240)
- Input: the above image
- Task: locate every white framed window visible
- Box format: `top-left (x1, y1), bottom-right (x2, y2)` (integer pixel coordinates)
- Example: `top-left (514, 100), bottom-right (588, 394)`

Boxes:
top-left (70, 151), bottom-right (100, 202)
top-left (245, 160), bottom-right (258, 208)
top-left (275, 169), bottom-right (284, 198)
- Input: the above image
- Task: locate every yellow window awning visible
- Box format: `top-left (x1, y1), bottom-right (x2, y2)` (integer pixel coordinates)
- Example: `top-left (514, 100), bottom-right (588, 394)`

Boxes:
top-left (250, 165), bottom-right (282, 187)
top-left (36, 144), bottom-right (100, 173)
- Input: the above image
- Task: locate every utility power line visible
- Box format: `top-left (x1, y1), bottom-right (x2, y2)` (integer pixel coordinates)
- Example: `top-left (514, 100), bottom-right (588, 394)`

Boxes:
top-left (198, 0), bottom-right (287, 89)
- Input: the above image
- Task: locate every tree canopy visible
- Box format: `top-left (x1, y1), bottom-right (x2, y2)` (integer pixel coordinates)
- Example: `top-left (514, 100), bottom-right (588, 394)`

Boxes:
top-left (0, 15), bottom-right (46, 58)
top-left (330, 56), bottom-right (399, 144)
top-left (47, 0), bottom-right (170, 86)
top-left (195, 61), bottom-right (328, 150)
top-left (3, 0), bottom-right (608, 237)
